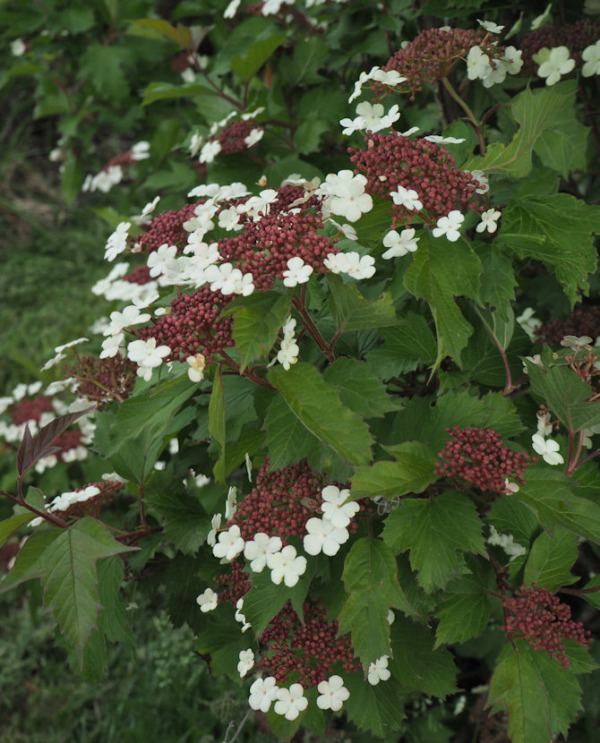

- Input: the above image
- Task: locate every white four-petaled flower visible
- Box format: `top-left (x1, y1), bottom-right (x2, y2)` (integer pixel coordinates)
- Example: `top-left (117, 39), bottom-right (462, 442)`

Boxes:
top-left (274, 684), bottom-right (308, 720)
top-left (382, 228), bottom-right (419, 259)
top-left (282, 256), bottom-right (313, 288)
top-left (476, 208), bottom-right (502, 234)
top-left (196, 587), bottom-right (218, 613)
top-left (316, 675), bottom-right (350, 711)
top-left (212, 524), bottom-right (245, 562)
top-left (320, 485), bottom-right (360, 528)
top-left (244, 533), bottom-right (283, 572)
top-left (237, 649), bottom-right (255, 677)
top-left (390, 186), bottom-right (423, 211)
top-left (536, 46), bottom-right (575, 86)
top-left (303, 517), bottom-right (349, 556)
top-left (266, 545), bottom-right (307, 587)
top-left (432, 210), bottom-right (464, 242)
top-left (248, 677), bottom-right (279, 712)
top-left (531, 433), bottom-right (564, 465)
top-left (367, 655), bottom-right (391, 685)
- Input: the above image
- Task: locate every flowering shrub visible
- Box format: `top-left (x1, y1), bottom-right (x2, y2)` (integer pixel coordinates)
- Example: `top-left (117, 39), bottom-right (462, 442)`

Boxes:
top-left (3, 1), bottom-right (600, 742)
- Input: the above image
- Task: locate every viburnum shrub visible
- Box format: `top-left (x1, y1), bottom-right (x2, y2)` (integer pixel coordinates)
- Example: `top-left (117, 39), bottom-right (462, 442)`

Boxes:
top-left (3, 2), bottom-right (600, 742)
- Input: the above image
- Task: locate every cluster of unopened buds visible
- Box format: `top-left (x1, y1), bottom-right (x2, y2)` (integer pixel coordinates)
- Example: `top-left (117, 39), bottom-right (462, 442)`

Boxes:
top-left (502, 584), bottom-right (591, 668)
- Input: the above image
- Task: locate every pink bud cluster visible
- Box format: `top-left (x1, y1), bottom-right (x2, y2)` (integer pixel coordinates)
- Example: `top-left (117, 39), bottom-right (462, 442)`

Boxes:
top-left (256, 601), bottom-right (361, 687)
top-left (216, 185), bottom-right (338, 292)
top-left (502, 584), bottom-right (591, 668)
top-left (66, 354), bottom-right (137, 406)
top-left (520, 19), bottom-right (600, 76)
top-left (349, 134), bottom-right (484, 226)
top-left (122, 265), bottom-right (155, 286)
top-left (134, 203), bottom-right (200, 254)
top-left (9, 395), bottom-right (53, 425)
top-left (228, 461), bottom-right (331, 543)
top-left (61, 480), bottom-right (124, 519)
top-left (214, 560), bottom-right (252, 606)
top-left (135, 286), bottom-right (234, 364)
top-left (213, 119), bottom-right (264, 155)
top-left (536, 304), bottom-right (600, 347)
top-left (380, 27), bottom-right (496, 99)
top-left (435, 426), bottom-right (532, 496)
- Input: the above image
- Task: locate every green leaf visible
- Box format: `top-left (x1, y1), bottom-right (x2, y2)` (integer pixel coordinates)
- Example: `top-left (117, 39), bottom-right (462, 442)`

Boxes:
top-left (351, 442), bottom-right (437, 500)
top-left (435, 566), bottom-right (493, 647)
top-left (382, 491), bottom-right (486, 593)
top-left (403, 233), bottom-right (481, 367)
top-left (464, 83), bottom-right (585, 179)
top-left (263, 393), bottom-right (322, 469)
top-left (0, 518), bottom-right (136, 669)
top-left (488, 640), bottom-right (582, 743)
top-left (79, 45), bottom-right (129, 100)
top-left (389, 618), bottom-right (457, 697)
top-left (0, 512), bottom-right (36, 547)
top-left (267, 363), bottom-right (373, 465)
top-left (515, 466), bottom-right (600, 544)
top-left (366, 313), bottom-right (437, 378)
top-left (322, 359), bottom-right (400, 418)
top-left (524, 527), bottom-right (579, 591)
top-left (526, 362), bottom-right (600, 433)
top-left (284, 36), bottom-right (328, 85)
top-left (129, 18), bottom-right (192, 47)
top-left (326, 275), bottom-right (398, 334)
top-left (477, 244), bottom-right (518, 322)
top-left (60, 154), bottom-right (82, 206)
top-left (338, 537), bottom-right (416, 669)
top-left (141, 81), bottom-right (219, 106)
top-left (208, 367), bottom-right (226, 482)
top-left (343, 670), bottom-right (408, 738)
top-left (495, 194), bottom-right (600, 305)
top-left (231, 32), bottom-right (287, 81)
top-left (224, 291), bottom-right (291, 370)
top-left (293, 117), bottom-right (330, 154)
top-left (146, 488), bottom-right (209, 555)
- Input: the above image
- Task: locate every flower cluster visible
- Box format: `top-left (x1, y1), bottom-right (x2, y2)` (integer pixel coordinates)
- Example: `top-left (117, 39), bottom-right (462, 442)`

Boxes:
top-left (519, 19), bottom-right (600, 77)
top-left (380, 27), bottom-right (498, 99)
top-left (82, 142), bottom-right (150, 194)
top-left (66, 354), bottom-right (137, 406)
top-left (435, 426), bottom-right (532, 496)
top-left (349, 134), bottom-right (485, 228)
top-left (502, 584), bottom-right (591, 668)
top-left (256, 601), bottom-right (361, 687)
top-left (0, 387), bottom-right (94, 473)
top-left (45, 480), bottom-right (123, 519)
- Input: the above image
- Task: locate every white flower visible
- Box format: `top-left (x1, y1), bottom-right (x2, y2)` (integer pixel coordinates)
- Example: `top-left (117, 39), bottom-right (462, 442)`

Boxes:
top-left (196, 587), bottom-right (218, 613)
top-left (367, 655), bottom-right (391, 685)
top-left (469, 169), bottom-right (489, 194)
top-left (324, 251), bottom-right (375, 280)
top-left (466, 46), bottom-right (493, 81)
top-left (244, 533), bottom-right (283, 572)
top-left (432, 210), bottom-right (464, 242)
top-left (531, 3), bottom-right (553, 31)
top-left (477, 19), bottom-right (504, 34)
top-left (100, 333), bottom-right (125, 359)
top-left (536, 46), bottom-right (575, 86)
top-left (382, 228), bottom-right (419, 259)
top-left (282, 256), bottom-right (313, 287)
top-left (235, 598), bottom-right (251, 632)
top-left (321, 170), bottom-right (373, 222)
top-left (212, 524), bottom-right (245, 562)
top-left (127, 338), bottom-right (171, 368)
top-left (249, 677), bottom-right (279, 712)
top-left (237, 649), bottom-right (255, 678)
top-left (340, 115), bottom-right (365, 136)
top-left (502, 46), bottom-right (523, 75)
top-left (199, 140), bottom-right (222, 163)
top-left (531, 433), bottom-right (564, 465)
top-left (267, 545), bottom-right (307, 587)
top-left (582, 40), bottom-right (600, 77)
top-left (476, 208), bottom-right (502, 234)
top-left (218, 206), bottom-right (242, 231)
top-left (225, 486), bottom-right (237, 520)
top-left (424, 135), bottom-right (466, 144)
top-left (327, 218), bottom-right (358, 241)
top-left (516, 307), bottom-right (541, 341)
top-left (277, 334), bottom-right (299, 371)
top-left (320, 485), bottom-right (360, 528)
top-left (131, 141), bottom-right (150, 161)
top-left (104, 222), bottom-right (131, 262)
top-left (244, 128), bottom-right (264, 147)
top-left (10, 38), bottom-right (26, 56)
top-left (207, 513), bottom-right (222, 547)
top-left (186, 354), bottom-right (206, 382)
top-left (104, 306), bottom-right (150, 336)
top-left (41, 337), bottom-right (89, 371)
top-left (488, 525), bottom-right (526, 560)
top-left (316, 675), bottom-right (350, 711)
top-left (390, 186), bottom-right (423, 211)
top-left (303, 517), bottom-right (349, 556)
top-left (224, 0), bottom-right (241, 18)
top-left (147, 243), bottom-right (178, 278)
top-left (274, 684), bottom-right (308, 720)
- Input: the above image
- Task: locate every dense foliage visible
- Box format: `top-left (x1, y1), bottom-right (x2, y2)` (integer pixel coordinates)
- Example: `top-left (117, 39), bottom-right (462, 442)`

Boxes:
top-left (2, 0), bottom-right (600, 741)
